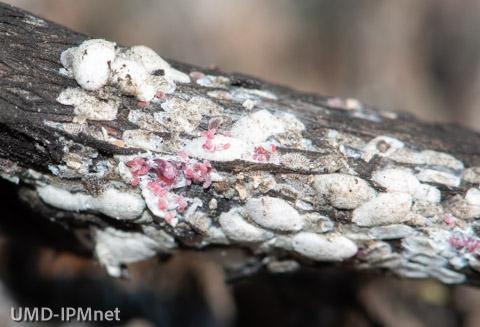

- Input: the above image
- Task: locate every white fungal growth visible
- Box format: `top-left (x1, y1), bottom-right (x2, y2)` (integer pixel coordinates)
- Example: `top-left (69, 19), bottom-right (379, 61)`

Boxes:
top-left (303, 213), bottom-right (334, 233)
top-left (38, 185), bottom-right (91, 211)
top-left (123, 45), bottom-right (190, 83)
top-left (185, 211), bottom-right (211, 235)
top-left (209, 198), bottom-right (218, 210)
top-left (388, 148), bottom-right (464, 171)
top-left (326, 129), bottom-right (366, 149)
top-left (38, 185), bottom-right (145, 220)
top-left (56, 88), bottom-right (119, 123)
top-left (180, 196), bottom-right (203, 221)
top-left (465, 188), bottom-right (480, 206)
top-left (109, 58), bottom-right (157, 101)
top-left (230, 110), bottom-right (285, 144)
top-left (63, 39), bottom-right (116, 91)
top-left (0, 172), bottom-right (19, 184)
top-left (352, 192), bottom-right (413, 226)
top-left (421, 150), bottom-right (464, 170)
top-left (372, 168), bottom-right (441, 203)
top-left (141, 186), bottom-right (180, 224)
top-left (362, 136), bottom-right (404, 162)
top-left (183, 136), bottom-right (247, 161)
top-left (278, 112), bottom-right (306, 133)
top-left (415, 184), bottom-right (442, 203)
top-left (127, 110), bottom-right (166, 133)
top-left (291, 232), bottom-right (358, 261)
top-left (416, 169), bottom-right (461, 187)
top-left (219, 208), bottom-right (274, 242)
top-left (245, 196), bottom-right (304, 232)
top-left (59, 39), bottom-right (188, 102)
top-left (242, 99), bottom-right (257, 110)
top-left (250, 89), bottom-right (277, 100)
top-left (207, 90), bottom-right (232, 101)
top-left (313, 174), bottom-right (376, 209)
top-left (233, 88), bottom-right (277, 101)
top-left (388, 148), bottom-right (426, 165)
top-left (372, 168), bottom-right (419, 194)
top-left (142, 225), bottom-right (177, 251)
top-left (96, 188), bottom-right (146, 220)
top-left (85, 187), bottom-right (144, 218)
top-left (95, 227), bottom-right (160, 277)
top-left (204, 226), bottom-right (230, 245)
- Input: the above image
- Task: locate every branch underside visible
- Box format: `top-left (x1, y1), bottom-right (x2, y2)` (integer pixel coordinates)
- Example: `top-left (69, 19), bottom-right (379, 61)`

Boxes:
top-left (1, 2), bottom-right (480, 285)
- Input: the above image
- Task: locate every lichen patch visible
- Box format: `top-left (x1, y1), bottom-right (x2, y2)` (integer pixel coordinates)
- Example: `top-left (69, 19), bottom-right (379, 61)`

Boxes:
top-left (122, 129), bottom-right (164, 152)
top-left (128, 110), bottom-right (167, 133)
top-left (57, 87), bottom-right (119, 123)
top-left (230, 110), bottom-right (285, 145)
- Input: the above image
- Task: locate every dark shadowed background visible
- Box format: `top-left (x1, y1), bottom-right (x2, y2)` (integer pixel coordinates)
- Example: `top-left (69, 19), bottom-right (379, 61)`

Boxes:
top-left (1, 1), bottom-right (480, 327)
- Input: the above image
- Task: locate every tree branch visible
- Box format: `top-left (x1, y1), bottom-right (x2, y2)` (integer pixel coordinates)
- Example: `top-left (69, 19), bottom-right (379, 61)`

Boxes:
top-left (1, 2), bottom-right (480, 285)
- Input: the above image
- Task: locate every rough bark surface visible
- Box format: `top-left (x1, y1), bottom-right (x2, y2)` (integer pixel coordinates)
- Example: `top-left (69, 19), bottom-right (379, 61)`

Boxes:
top-left (1, 2), bottom-right (480, 285)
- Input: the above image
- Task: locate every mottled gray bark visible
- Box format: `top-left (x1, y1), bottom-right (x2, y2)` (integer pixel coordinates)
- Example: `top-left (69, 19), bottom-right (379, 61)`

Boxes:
top-left (1, 2), bottom-right (480, 285)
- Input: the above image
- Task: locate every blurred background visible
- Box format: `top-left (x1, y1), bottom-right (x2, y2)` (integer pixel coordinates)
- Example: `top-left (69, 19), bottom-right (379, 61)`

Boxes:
top-left (6, 0), bottom-right (480, 129)
top-left (1, 1), bottom-right (480, 326)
